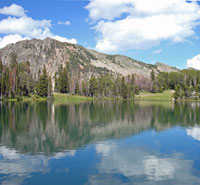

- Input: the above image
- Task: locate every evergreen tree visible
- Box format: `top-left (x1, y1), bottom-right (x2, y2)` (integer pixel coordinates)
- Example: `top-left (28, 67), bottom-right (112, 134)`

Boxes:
top-left (1, 67), bottom-right (10, 97)
top-left (150, 70), bottom-right (157, 93)
top-left (36, 66), bottom-right (48, 97)
top-left (116, 75), bottom-right (122, 96)
top-left (97, 75), bottom-right (104, 97)
top-left (130, 74), bottom-right (135, 98)
top-left (112, 83), bottom-right (118, 98)
top-left (174, 84), bottom-right (184, 100)
top-left (54, 73), bottom-right (58, 92)
top-left (58, 63), bottom-right (70, 93)
top-left (16, 65), bottom-right (20, 97)
top-left (48, 76), bottom-right (52, 98)
top-left (121, 77), bottom-right (128, 99)
top-left (89, 76), bottom-right (97, 97)
top-left (17, 62), bottom-right (33, 96)
top-left (75, 81), bottom-right (80, 94)
top-left (82, 81), bottom-right (89, 96)
top-left (151, 70), bottom-right (155, 82)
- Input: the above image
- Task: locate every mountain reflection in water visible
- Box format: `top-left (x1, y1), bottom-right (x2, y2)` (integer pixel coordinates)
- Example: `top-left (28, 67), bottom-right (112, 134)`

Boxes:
top-left (0, 101), bottom-right (200, 185)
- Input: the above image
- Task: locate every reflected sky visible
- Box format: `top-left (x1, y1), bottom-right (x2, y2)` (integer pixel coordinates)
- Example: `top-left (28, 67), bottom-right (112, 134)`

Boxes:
top-left (0, 101), bottom-right (200, 184)
top-left (0, 146), bottom-right (76, 185)
top-left (187, 126), bottom-right (200, 141)
top-left (92, 138), bottom-right (200, 185)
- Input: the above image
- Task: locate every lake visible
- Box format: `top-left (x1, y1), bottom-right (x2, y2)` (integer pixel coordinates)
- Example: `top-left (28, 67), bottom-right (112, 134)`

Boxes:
top-left (0, 101), bottom-right (200, 185)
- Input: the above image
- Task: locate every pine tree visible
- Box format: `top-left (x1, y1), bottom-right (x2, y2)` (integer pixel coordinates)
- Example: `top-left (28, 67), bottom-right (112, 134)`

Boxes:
top-left (89, 76), bottom-right (97, 97)
top-left (1, 67), bottom-right (10, 97)
top-left (130, 74), bottom-right (135, 98)
top-left (54, 73), bottom-right (58, 92)
top-left (127, 84), bottom-right (132, 99)
top-left (48, 76), bottom-right (52, 98)
top-left (151, 70), bottom-right (157, 93)
top-left (151, 70), bottom-right (155, 82)
top-left (121, 77), bottom-right (128, 99)
top-left (58, 63), bottom-right (70, 93)
top-left (98, 75), bottom-right (104, 97)
top-left (36, 66), bottom-right (48, 97)
top-left (75, 81), bottom-right (80, 94)
top-left (82, 81), bottom-right (88, 96)
top-left (15, 64), bottom-right (20, 96)
top-left (174, 84), bottom-right (184, 100)
top-left (112, 83), bottom-right (118, 98)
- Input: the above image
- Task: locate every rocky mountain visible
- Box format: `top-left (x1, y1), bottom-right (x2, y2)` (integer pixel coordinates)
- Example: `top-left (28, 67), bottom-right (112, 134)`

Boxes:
top-left (155, 62), bottom-right (179, 73)
top-left (0, 38), bottom-right (179, 80)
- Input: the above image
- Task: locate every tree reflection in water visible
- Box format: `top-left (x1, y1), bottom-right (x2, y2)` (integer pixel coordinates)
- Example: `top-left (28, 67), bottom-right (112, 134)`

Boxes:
top-left (0, 101), bottom-right (200, 185)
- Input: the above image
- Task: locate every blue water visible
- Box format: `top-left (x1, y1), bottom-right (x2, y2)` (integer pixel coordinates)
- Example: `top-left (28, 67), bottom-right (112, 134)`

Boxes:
top-left (0, 101), bottom-right (200, 184)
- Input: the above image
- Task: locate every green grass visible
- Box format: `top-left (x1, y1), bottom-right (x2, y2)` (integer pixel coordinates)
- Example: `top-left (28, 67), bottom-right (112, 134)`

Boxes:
top-left (1, 91), bottom-right (174, 102)
top-left (22, 94), bottom-right (48, 101)
top-left (135, 91), bottom-right (173, 101)
top-left (2, 93), bottom-right (93, 103)
top-left (53, 93), bottom-right (93, 102)
top-left (176, 99), bottom-right (200, 102)
top-left (2, 94), bottom-right (48, 102)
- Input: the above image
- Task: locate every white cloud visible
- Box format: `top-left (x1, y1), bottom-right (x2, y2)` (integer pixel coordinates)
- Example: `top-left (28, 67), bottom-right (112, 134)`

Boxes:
top-left (86, 0), bottom-right (133, 21)
top-left (0, 4), bottom-right (77, 48)
top-left (187, 126), bottom-right (200, 140)
top-left (57, 20), bottom-right (71, 26)
top-left (0, 4), bottom-right (26, 17)
top-left (52, 35), bottom-right (77, 44)
top-left (0, 34), bottom-right (28, 48)
top-left (153, 49), bottom-right (162, 54)
top-left (86, 0), bottom-right (200, 52)
top-left (187, 54), bottom-right (200, 70)
top-left (0, 16), bottom-right (52, 38)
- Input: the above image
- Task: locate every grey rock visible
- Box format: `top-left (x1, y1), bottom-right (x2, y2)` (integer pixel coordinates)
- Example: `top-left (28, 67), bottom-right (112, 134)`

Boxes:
top-left (0, 38), bottom-right (179, 79)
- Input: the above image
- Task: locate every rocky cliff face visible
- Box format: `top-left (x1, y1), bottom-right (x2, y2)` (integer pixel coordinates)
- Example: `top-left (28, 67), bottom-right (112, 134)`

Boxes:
top-left (0, 38), bottom-right (179, 79)
top-left (155, 62), bottom-right (178, 73)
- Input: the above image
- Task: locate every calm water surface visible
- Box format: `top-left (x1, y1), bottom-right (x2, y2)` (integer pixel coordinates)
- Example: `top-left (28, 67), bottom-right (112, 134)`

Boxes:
top-left (0, 101), bottom-right (200, 185)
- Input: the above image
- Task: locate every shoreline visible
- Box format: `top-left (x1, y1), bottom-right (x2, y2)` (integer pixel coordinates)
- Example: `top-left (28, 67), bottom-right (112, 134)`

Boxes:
top-left (1, 91), bottom-right (200, 102)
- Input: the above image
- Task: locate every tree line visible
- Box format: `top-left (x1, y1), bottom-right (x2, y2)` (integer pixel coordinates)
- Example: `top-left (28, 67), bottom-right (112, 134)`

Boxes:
top-left (152, 69), bottom-right (200, 100)
top-left (0, 53), bottom-right (52, 99)
top-left (0, 58), bottom-right (137, 99)
top-left (54, 62), bottom-right (137, 99)
top-left (1, 55), bottom-right (200, 100)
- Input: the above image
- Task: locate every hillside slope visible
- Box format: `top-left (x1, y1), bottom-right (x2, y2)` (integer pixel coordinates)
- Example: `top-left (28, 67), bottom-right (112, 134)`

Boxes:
top-left (0, 38), bottom-right (179, 79)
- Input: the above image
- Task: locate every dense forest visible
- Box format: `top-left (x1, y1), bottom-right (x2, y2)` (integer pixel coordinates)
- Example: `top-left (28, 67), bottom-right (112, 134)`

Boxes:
top-left (0, 55), bottom-right (136, 100)
top-left (0, 54), bottom-right (200, 100)
top-left (156, 70), bottom-right (200, 100)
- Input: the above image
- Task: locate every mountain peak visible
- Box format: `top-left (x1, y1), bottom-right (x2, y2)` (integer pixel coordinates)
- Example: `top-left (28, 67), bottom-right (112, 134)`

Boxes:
top-left (0, 39), bottom-right (178, 81)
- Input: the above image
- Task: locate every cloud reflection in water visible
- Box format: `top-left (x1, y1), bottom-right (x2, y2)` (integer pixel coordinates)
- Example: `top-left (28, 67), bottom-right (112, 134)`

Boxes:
top-left (0, 146), bottom-right (76, 185)
top-left (187, 126), bottom-right (200, 141)
top-left (91, 142), bottom-right (200, 185)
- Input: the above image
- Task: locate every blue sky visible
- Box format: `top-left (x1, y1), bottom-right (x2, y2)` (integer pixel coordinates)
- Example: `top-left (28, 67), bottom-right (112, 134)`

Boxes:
top-left (0, 0), bottom-right (200, 69)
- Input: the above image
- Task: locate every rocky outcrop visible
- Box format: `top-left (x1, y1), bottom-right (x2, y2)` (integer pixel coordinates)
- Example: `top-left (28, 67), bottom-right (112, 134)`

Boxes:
top-left (0, 38), bottom-right (179, 79)
top-left (155, 62), bottom-right (179, 73)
